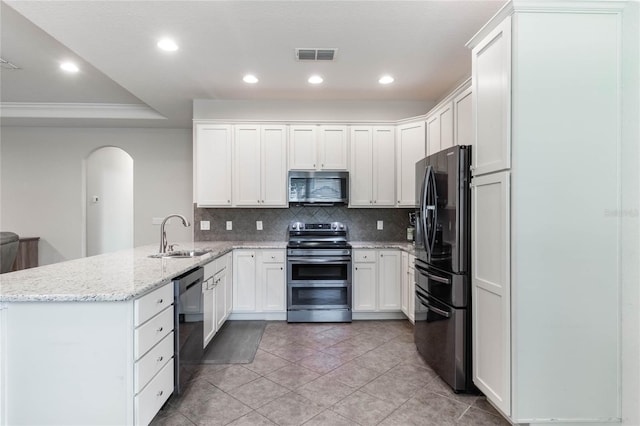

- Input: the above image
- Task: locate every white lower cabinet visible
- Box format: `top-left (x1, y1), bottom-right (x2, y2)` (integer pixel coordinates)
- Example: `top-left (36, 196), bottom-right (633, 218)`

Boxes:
top-left (203, 254), bottom-right (232, 349)
top-left (232, 249), bottom-right (286, 319)
top-left (3, 282), bottom-right (176, 425)
top-left (353, 249), bottom-right (401, 313)
top-left (401, 252), bottom-right (416, 323)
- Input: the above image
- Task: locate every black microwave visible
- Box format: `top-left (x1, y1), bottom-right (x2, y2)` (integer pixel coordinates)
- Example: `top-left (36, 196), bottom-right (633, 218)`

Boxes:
top-left (288, 171), bottom-right (349, 206)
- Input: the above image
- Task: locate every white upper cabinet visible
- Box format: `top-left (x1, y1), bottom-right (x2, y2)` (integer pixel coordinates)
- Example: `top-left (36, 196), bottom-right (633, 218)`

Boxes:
top-left (453, 85), bottom-right (473, 147)
top-left (471, 16), bottom-right (511, 176)
top-left (396, 121), bottom-right (426, 207)
top-left (194, 124), bottom-right (232, 207)
top-left (233, 125), bottom-right (287, 207)
top-left (350, 126), bottom-right (395, 207)
top-left (289, 125), bottom-right (348, 171)
top-left (426, 101), bottom-right (454, 155)
top-left (233, 125), bottom-right (261, 206)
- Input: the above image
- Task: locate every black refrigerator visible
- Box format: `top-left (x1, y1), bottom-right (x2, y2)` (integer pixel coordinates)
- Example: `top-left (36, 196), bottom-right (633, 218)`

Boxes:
top-left (414, 145), bottom-right (474, 393)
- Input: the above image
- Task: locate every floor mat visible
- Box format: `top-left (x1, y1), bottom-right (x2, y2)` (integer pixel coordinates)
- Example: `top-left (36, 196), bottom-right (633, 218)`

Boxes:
top-left (200, 320), bottom-right (266, 364)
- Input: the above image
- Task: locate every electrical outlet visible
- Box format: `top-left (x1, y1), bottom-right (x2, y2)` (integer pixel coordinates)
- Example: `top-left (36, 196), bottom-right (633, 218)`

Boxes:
top-left (377, 220), bottom-right (384, 230)
top-left (256, 221), bottom-right (263, 231)
top-left (200, 220), bottom-right (210, 231)
top-left (226, 221), bottom-right (233, 231)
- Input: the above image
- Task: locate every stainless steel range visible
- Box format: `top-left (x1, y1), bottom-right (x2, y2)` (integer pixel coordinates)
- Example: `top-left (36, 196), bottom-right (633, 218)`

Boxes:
top-left (287, 222), bottom-right (352, 323)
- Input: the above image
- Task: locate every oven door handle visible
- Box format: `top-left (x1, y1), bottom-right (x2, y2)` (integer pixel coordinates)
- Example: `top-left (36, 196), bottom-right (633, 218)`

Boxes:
top-left (415, 263), bottom-right (450, 285)
top-left (415, 291), bottom-right (451, 318)
top-left (288, 282), bottom-right (350, 288)
top-left (287, 257), bottom-right (352, 263)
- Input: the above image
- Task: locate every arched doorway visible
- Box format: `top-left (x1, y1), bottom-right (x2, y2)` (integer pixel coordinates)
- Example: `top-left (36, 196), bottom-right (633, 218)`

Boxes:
top-left (86, 147), bottom-right (134, 256)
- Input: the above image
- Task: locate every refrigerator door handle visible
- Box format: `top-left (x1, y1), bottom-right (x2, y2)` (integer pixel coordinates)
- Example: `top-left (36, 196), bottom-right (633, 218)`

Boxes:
top-left (428, 166), bottom-right (438, 254)
top-left (416, 291), bottom-right (451, 318)
top-left (415, 263), bottom-right (451, 285)
top-left (421, 166), bottom-right (432, 260)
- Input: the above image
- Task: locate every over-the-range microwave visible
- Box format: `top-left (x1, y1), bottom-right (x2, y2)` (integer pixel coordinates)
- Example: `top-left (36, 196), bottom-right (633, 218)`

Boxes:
top-left (288, 171), bottom-right (349, 206)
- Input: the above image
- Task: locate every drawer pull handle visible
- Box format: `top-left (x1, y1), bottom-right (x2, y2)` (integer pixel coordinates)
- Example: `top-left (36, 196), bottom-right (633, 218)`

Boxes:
top-left (157, 356), bottom-right (164, 362)
top-left (157, 327), bottom-right (163, 332)
top-left (157, 390), bottom-right (164, 397)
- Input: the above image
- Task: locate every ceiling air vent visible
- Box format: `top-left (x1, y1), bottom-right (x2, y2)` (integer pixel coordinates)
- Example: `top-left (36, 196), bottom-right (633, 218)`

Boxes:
top-left (0, 57), bottom-right (21, 70)
top-left (295, 48), bottom-right (337, 61)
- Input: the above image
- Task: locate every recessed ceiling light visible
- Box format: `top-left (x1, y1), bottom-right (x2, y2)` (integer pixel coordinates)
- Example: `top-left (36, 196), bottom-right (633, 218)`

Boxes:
top-left (60, 61), bottom-right (79, 73)
top-left (308, 75), bottom-right (323, 84)
top-left (157, 38), bottom-right (179, 52)
top-left (379, 75), bottom-right (394, 84)
top-left (243, 74), bottom-right (259, 84)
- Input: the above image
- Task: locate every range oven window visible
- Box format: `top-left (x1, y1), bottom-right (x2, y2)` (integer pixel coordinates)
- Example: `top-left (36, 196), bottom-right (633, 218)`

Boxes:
top-left (289, 262), bottom-right (348, 282)
top-left (289, 285), bottom-right (349, 308)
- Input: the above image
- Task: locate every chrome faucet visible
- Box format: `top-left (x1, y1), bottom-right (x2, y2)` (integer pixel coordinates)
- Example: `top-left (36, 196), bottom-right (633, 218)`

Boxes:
top-left (159, 214), bottom-right (190, 253)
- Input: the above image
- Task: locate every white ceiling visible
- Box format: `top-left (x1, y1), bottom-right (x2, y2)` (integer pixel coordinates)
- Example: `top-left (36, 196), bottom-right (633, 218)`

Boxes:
top-left (1, 0), bottom-right (505, 128)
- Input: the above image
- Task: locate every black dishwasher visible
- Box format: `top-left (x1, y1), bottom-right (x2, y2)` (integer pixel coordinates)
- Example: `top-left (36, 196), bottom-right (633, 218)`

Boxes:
top-left (173, 267), bottom-right (204, 395)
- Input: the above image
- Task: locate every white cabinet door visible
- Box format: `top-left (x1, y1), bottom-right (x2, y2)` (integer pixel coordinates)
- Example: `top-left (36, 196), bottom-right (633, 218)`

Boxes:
top-left (225, 253), bottom-right (233, 319)
top-left (233, 250), bottom-right (257, 312)
top-left (261, 125), bottom-right (287, 206)
top-left (214, 270), bottom-right (226, 331)
top-left (233, 125), bottom-right (261, 206)
top-left (194, 124), bottom-right (232, 206)
top-left (262, 263), bottom-right (286, 311)
top-left (427, 102), bottom-right (454, 155)
top-left (289, 125), bottom-right (317, 170)
top-left (353, 262), bottom-right (376, 312)
top-left (377, 250), bottom-right (401, 311)
top-left (401, 252), bottom-right (409, 316)
top-left (349, 126), bottom-right (374, 206)
top-left (318, 125), bottom-right (348, 170)
top-left (471, 171), bottom-right (511, 415)
top-left (454, 86), bottom-right (473, 147)
top-left (471, 16), bottom-right (511, 176)
top-left (407, 255), bottom-right (415, 323)
top-left (426, 114), bottom-right (440, 156)
top-left (439, 102), bottom-right (454, 151)
top-left (372, 126), bottom-right (396, 206)
top-left (396, 121), bottom-right (425, 207)
top-left (203, 278), bottom-right (215, 348)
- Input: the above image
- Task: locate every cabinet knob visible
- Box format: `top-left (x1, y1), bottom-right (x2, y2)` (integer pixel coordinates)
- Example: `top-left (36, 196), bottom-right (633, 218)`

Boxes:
top-left (157, 390), bottom-right (164, 397)
top-left (157, 356), bottom-right (164, 362)
top-left (157, 327), bottom-right (163, 332)
top-left (157, 299), bottom-right (163, 304)
top-left (355, 267), bottom-right (358, 270)
top-left (374, 200), bottom-right (377, 204)
top-left (363, 255), bottom-right (367, 259)
top-left (227, 200), bottom-right (230, 203)
top-left (280, 267), bottom-right (283, 270)
top-left (313, 164), bottom-right (316, 168)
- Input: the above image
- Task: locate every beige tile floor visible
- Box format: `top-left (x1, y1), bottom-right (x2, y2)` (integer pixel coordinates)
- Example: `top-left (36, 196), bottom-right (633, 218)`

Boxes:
top-left (151, 320), bottom-right (509, 426)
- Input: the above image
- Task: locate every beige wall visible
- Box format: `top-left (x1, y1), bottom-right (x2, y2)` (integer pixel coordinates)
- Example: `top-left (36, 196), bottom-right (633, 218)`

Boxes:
top-left (0, 126), bottom-right (193, 265)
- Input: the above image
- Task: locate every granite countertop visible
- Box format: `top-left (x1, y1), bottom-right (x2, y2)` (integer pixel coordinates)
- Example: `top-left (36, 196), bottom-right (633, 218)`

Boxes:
top-left (0, 241), bottom-right (286, 303)
top-left (0, 240), bottom-right (412, 303)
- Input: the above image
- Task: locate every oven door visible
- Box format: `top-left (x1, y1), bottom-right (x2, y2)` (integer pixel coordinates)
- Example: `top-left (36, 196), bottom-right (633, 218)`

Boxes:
top-left (287, 256), bottom-right (351, 284)
top-left (288, 282), bottom-right (351, 310)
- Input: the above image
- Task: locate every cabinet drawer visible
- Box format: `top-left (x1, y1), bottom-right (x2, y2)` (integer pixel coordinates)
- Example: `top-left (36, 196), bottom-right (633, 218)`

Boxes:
top-left (262, 250), bottom-right (285, 263)
top-left (135, 358), bottom-right (174, 426)
top-left (135, 306), bottom-right (173, 359)
top-left (135, 331), bottom-right (174, 394)
top-left (135, 283), bottom-right (173, 326)
top-left (354, 250), bottom-right (376, 263)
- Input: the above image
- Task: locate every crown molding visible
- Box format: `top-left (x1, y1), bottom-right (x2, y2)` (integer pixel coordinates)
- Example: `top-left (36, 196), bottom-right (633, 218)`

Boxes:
top-left (0, 102), bottom-right (166, 120)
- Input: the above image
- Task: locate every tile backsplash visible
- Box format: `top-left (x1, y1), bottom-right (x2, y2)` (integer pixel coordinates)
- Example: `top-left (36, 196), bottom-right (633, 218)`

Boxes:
top-left (194, 205), bottom-right (414, 242)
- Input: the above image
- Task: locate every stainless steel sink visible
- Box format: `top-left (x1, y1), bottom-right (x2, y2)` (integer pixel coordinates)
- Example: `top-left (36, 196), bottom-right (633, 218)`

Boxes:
top-left (149, 249), bottom-right (211, 259)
